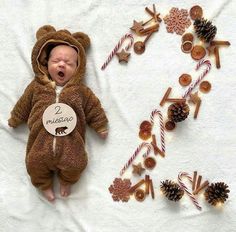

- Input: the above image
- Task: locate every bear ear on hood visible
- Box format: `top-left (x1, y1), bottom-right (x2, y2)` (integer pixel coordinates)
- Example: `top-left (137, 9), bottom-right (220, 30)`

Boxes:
top-left (72, 32), bottom-right (90, 51)
top-left (36, 25), bottom-right (56, 40)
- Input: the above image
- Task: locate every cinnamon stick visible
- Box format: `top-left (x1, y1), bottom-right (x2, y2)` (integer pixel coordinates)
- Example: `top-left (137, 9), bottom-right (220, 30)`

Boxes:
top-left (145, 175), bottom-right (150, 195)
top-left (166, 98), bottom-right (186, 103)
top-left (214, 46), bottom-right (221, 69)
top-left (153, 4), bottom-right (157, 22)
top-left (196, 175), bottom-right (202, 190)
top-left (152, 134), bottom-right (158, 155)
top-left (210, 40), bottom-right (230, 46)
top-left (160, 87), bottom-right (172, 106)
top-left (145, 7), bottom-right (162, 22)
top-left (194, 99), bottom-right (201, 119)
top-left (140, 24), bottom-right (159, 34)
top-left (193, 180), bottom-right (209, 195)
top-left (129, 179), bottom-right (145, 193)
top-left (149, 179), bottom-right (155, 199)
top-left (192, 171), bottom-right (197, 191)
top-left (151, 142), bottom-right (165, 157)
top-left (143, 17), bottom-right (154, 26)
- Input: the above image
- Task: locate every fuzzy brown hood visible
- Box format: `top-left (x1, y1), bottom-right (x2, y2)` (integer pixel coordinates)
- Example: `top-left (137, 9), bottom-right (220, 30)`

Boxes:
top-left (31, 25), bottom-right (90, 87)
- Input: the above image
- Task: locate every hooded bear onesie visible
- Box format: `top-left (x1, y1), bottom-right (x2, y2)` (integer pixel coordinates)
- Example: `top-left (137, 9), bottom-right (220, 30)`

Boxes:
top-left (8, 25), bottom-right (108, 190)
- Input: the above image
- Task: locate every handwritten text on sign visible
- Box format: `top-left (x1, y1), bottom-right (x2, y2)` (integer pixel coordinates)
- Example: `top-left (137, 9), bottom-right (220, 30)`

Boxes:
top-left (42, 103), bottom-right (77, 136)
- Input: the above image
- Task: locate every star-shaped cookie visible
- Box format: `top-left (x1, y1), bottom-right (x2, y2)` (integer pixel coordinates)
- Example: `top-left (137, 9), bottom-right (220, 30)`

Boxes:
top-left (130, 20), bottom-right (144, 34)
top-left (116, 49), bottom-right (130, 63)
top-left (132, 163), bottom-right (145, 176)
top-left (189, 92), bottom-right (201, 104)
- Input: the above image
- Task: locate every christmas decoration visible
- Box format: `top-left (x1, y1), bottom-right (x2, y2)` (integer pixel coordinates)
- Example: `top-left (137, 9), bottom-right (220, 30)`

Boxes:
top-left (143, 157), bottom-right (156, 170)
top-left (204, 182), bottom-right (230, 206)
top-left (164, 7), bottom-right (191, 35)
top-left (116, 49), bottom-right (131, 63)
top-left (160, 180), bottom-right (184, 201)
top-left (194, 18), bottom-right (217, 43)
top-left (134, 189), bottom-right (146, 202)
top-left (101, 33), bottom-right (134, 70)
top-left (167, 102), bottom-right (190, 123)
top-left (191, 45), bottom-right (206, 60)
top-left (199, 81), bottom-right (211, 93)
top-left (182, 59), bottom-right (211, 98)
top-left (132, 163), bottom-right (145, 176)
top-left (164, 120), bottom-right (176, 131)
top-left (178, 172), bottom-right (202, 210)
top-left (109, 178), bottom-right (132, 202)
top-left (179, 73), bottom-right (192, 86)
top-left (120, 142), bottom-right (152, 176)
top-left (189, 5), bottom-right (203, 20)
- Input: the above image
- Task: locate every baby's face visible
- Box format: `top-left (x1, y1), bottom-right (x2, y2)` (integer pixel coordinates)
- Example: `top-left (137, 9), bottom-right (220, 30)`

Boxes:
top-left (48, 45), bottom-right (78, 86)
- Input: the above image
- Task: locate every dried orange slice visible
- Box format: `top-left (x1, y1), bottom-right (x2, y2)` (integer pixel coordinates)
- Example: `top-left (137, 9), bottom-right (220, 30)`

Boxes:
top-left (134, 189), bottom-right (146, 202)
top-left (144, 157), bottom-right (156, 170)
top-left (140, 121), bottom-right (152, 131)
top-left (190, 5), bottom-right (203, 20)
top-left (179, 73), bottom-right (192, 86)
top-left (199, 81), bottom-right (211, 93)
top-left (139, 130), bottom-right (152, 140)
top-left (191, 45), bottom-right (206, 60)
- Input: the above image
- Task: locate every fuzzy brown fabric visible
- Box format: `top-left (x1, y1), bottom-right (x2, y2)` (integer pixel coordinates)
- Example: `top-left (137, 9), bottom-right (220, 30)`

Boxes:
top-left (8, 25), bottom-right (108, 190)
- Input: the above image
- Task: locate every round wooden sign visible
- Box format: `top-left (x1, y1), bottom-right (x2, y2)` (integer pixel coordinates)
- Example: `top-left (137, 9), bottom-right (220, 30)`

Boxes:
top-left (42, 103), bottom-right (77, 136)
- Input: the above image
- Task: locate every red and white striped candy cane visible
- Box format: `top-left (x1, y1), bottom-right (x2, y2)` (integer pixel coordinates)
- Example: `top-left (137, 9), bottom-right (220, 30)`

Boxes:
top-left (182, 59), bottom-right (211, 98)
top-left (120, 142), bottom-right (152, 176)
top-left (101, 33), bottom-right (134, 70)
top-left (150, 109), bottom-right (165, 153)
top-left (178, 172), bottom-right (202, 210)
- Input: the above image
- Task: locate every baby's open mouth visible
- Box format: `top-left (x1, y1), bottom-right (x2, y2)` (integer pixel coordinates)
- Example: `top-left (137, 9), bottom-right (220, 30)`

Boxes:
top-left (58, 71), bottom-right (65, 77)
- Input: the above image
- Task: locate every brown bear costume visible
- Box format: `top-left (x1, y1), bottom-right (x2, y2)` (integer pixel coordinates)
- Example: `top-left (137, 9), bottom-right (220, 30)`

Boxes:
top-left (8, 25), bottom-right (108, 190)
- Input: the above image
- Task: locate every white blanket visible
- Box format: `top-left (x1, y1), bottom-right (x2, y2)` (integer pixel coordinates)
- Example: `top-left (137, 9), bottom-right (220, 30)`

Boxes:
top-left (1, 0), bottom-right (236, 231)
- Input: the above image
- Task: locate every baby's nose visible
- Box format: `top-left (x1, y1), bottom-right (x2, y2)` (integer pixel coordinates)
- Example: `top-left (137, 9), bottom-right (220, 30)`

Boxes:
top-left (58, 61), bottom-right (65, 68)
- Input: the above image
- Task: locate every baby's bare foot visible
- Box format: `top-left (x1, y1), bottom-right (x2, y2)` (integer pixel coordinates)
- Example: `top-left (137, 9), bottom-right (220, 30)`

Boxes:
top-left (42, 188), bottom-right (55, 202)
top-left (60, 184), bottom-right (71, 197)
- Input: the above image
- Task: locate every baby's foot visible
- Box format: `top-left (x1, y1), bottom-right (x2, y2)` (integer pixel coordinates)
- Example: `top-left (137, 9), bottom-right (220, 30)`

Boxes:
top-left (42, 188), bottom-right (55, 202)
top-left (60, 184), bottom-right (71, 197)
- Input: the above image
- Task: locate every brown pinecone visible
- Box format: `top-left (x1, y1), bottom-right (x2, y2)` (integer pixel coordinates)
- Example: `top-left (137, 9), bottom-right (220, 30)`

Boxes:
top-left (194, 18), bottom-right (217, 43)
top-left (168, 102), bottom-right (190, 123)
top-left (160, 180), bottom-right (184, 201)
top-left (204, 182), bottom-right (230, 206)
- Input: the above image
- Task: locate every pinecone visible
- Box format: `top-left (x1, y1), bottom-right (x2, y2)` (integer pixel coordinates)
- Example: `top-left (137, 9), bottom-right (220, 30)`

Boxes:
top-left (160, 180), bottom-right (184, 201)
top-left (204, 182), bottom-right (230, 206)
top-left (194, 18), bottom-right (217, 43)
top-left (168, 102), bottom-right (190, 123)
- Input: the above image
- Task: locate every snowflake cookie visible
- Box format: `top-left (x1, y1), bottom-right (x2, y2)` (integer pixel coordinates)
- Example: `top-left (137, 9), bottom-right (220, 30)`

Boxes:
top-left (164, 7), bottom-right (191, 35)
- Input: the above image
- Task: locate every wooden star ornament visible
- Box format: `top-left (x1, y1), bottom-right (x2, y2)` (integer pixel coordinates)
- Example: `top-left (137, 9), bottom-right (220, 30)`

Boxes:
top-left (116, 49), bottom-right (130, 63)
top-left (130, 20), bottom-right (144, 34)
top-left (132, 163), bottom-right (145, 176)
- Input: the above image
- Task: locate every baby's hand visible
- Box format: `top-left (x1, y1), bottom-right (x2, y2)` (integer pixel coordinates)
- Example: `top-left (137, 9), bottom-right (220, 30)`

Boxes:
top-left (8, 118), bottom-right (17, 128)
top-left (99, 130), bottom-right (108, 139)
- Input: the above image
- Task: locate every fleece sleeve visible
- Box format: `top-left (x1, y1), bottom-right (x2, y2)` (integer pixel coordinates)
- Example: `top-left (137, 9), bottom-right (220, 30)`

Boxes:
top-left (8, 81), bottom-right (35, 128)
top-left (80, 85), bottom-right (108, 133)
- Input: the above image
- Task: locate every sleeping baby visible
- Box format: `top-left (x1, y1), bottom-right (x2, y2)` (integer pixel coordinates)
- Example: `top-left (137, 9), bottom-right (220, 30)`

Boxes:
top-left (8, 25), bottom-right (108, 202)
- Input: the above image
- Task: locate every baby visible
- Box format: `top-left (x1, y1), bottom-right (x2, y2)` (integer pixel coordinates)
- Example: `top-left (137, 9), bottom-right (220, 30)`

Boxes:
top-left (8, 25), bottom-right (108, 202)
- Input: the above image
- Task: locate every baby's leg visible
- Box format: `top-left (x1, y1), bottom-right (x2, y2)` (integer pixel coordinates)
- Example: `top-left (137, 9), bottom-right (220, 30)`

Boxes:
top-left (58, 169), bottom-right (82, 197)
top-left (42, 188), bottom-right (55, 201)
top-left (26, 154), bottom-right (55, 201)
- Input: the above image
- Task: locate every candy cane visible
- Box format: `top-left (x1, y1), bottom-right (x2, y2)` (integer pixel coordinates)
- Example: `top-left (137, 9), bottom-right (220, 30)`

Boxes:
top-left (150, 109), bottom-right (165, 153)
top-left (178, 172), bottom-right (202, 210)
top-left (101, 33), bottom-right (134, 70)
top-left (182, 59), bottom-right (211, 98)
top-left (120, 142), bottom-right (152, 176)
